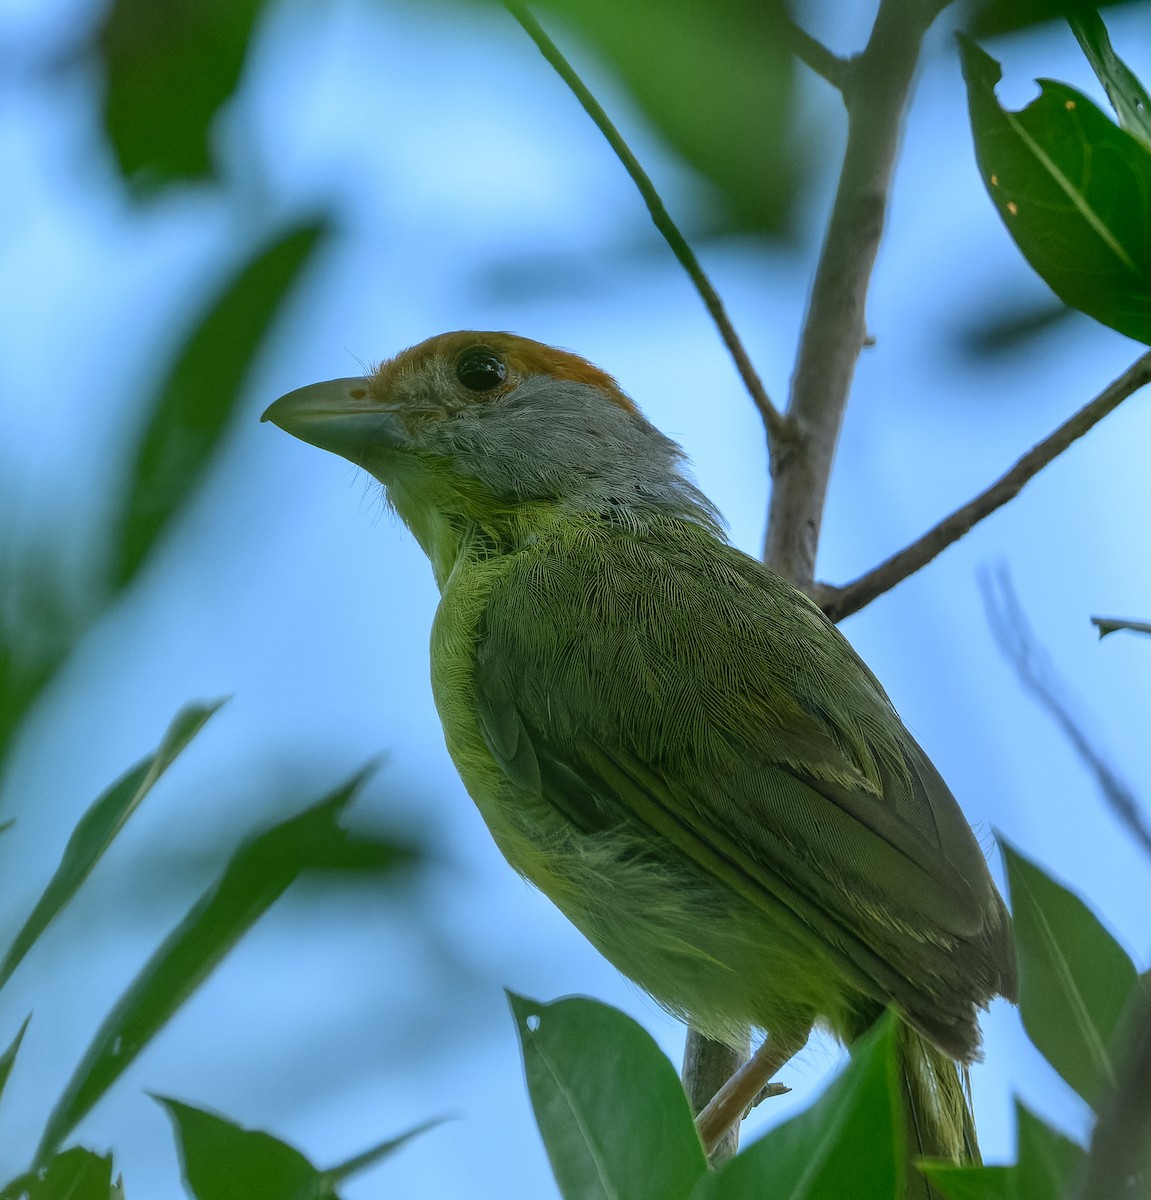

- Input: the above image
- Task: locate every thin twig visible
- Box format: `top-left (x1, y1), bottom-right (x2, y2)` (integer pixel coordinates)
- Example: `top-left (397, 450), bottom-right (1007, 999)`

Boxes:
top-left (781, 15), bottom-right (849, 91)
top-left (1092, 615), bottom-right (1151, 639)
top-left (763, 0), bottom-right (943, 587)
top-left (982, 565), bottom-right (1151, 862)
top-left (816, 351), bottom-right (1151, 622)
top-left (503, 1), bottom-right (784, 443)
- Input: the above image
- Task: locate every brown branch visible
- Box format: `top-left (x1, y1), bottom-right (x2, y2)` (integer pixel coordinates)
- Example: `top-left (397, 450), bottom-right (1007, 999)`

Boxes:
top-left (781, 16), bottom-right (849, 90)
top-left (816, 351), bottom-right (1151, 623)
top-left (504, 1), bottom-right (784, 443)
top-left (763, 0), bottom-right (944, 587)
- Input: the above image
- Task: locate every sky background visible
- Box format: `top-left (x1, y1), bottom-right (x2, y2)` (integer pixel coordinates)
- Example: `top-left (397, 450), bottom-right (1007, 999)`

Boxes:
top-left (1, 0), bottom-right (1150, 1196)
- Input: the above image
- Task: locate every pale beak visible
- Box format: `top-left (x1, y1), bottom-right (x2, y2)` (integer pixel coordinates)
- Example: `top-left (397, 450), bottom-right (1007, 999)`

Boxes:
top-left (261, 377), bottom-right (408, 462)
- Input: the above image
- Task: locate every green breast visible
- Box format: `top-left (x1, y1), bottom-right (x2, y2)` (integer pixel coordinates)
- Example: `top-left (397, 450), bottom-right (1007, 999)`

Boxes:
top-left (424, 540), bottom-right (847, 1048)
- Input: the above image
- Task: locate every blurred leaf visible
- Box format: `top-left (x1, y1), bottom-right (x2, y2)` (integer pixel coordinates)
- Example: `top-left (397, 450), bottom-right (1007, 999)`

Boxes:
top-left (524, 0), bottom-right (799, 234)
top-left (34, 766), bottom-right (389, 1165)
top-left (1092, 615), bottom-right (1151, 638)
top-left (965, 0), bottom-right (1133, 39)
top-left (691, 1012), bottom-right (901, 1200)
top-left (96, 0), bottom-right (267, 191)
top-left (959, 38), bottom-right (1151, 346)
top-left (0, 551), bottom-right (87, 781)
top-left (0, 1015), bottom-right (31, 1104)
top-left (0, 701), bottom-right (224, 991)
top-left (1015, 1102), bottom-right (1086, 1200)
top-left (1002, 841), bottom-right (1140, 1108)
top-left (0, 1148), bottom-right (113, 1200)
top-left (160, 1096), bottom-right (438, 1200)
top-left (1078, 977), bottom-right (1151, 1200)
top-left (955, 295), bottom-right (1074, 359)
top-left (509, 992), bottom-right (706, 1200)
top-left (113, 220), bottom-right (328, 590)
top-left (919, 1163), bottom-right (1015, 1200)
top-left (1070, 12), bottom-right (1151, 149)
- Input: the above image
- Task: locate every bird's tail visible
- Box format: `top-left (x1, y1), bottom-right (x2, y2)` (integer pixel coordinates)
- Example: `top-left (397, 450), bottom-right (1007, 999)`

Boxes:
top-left (896, 1022), bottom-right (980, 1199)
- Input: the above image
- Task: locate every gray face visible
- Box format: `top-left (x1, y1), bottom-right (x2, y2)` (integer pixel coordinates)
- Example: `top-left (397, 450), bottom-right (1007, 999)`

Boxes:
top-left (413, 373), bottom-right (721, 526)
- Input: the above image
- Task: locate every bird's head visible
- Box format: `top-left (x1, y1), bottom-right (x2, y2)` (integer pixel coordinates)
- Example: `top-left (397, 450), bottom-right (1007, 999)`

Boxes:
top-left (263, 331), bottom-right (722, 582)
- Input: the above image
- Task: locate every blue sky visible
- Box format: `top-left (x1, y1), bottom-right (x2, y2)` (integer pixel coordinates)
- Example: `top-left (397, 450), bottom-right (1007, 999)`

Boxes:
top-left (1, 1), bottom-right (1149, 1196)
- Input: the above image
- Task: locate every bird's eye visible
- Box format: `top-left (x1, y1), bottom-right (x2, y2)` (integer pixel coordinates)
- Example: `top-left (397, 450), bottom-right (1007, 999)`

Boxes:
top-left (456, 350), bottom-right (506, 392)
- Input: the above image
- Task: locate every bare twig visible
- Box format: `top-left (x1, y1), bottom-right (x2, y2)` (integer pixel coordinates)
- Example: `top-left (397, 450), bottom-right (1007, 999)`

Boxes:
top-left (504, 1), bottom-right (782, 441)
top-left (763, 0), bottom-right (944, 588)
top-left (982, 565), bottom-right (1151, 862)
top-left (816, 351), bottom-right (1151, 622)
top-left (1092, 615), bottom-right (1151, 639)
top-left (781, 16), bottom-right (849, 91)
top-left (504, 1), bottom-right (784, 442)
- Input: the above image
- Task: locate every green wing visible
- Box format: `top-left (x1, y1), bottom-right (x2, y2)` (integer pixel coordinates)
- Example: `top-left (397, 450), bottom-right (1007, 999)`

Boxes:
top-left (472, 517), bottom-right (1014, 1048)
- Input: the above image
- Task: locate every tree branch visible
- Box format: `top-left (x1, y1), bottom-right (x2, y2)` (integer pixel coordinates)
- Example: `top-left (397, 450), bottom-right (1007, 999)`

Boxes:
top-left (816, 351), bottom-right (1151, 622)
top-left (1092, 615), bottom-right (1151, 639)
top-left (763, 0), bottom-right (943, 587)
top-left (781, 15), bottom-right (849, 91)
top-left (504, 1), bottom-right (784, 442)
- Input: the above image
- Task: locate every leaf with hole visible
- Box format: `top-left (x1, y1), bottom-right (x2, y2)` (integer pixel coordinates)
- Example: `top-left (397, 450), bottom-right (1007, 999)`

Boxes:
top-left (510, 992), bottom-right (706, 1200)
top-left (960, 37), bottom-right (1151, 346)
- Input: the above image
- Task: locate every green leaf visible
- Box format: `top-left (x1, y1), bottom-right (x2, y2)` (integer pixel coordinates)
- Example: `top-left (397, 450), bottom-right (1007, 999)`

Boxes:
top-left (959, 37), bottom-right (1151, 347)
top-left (966, 0), bottom-right (1131, 40)
top-left (0, 701), bottom-right (224, 991)
top-left (919, 1163), bottom-right (1015, 1200)
top-left (1014, 1102), bottom-right (1086, 1200)
top-left (34, 767), bottom-right (386, 1165)
top-left (691, 1012), bottom-right (901, 1200)
top-left (0, 1148), bottom-right (114, 1200)
top-left (509, 992), bottom-right (707, 1200)
top-left (318, 1119), bottom-right (445, 1190)
top-left (0, 1015), bottom-right (31, 1104)
top-left (1002, 841), bottom-right (1140, 1108)
top-left (113, 221), bottom-right (328, 589)
top-left (1069, 12), bottom-right (1151, 149)
top-left (160, 1097), bottom-right (325, 1200)
top-left (95, 0), bottom-right (266, 190)
top-left (160, 1097), bottom-right (438, 1200)
top-left (0, 549), bottom-right (88, 779)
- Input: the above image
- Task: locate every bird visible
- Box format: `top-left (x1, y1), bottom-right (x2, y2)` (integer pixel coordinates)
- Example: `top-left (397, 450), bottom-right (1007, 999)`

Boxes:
top-left (263, 330), bottom-right (1016, 1186)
